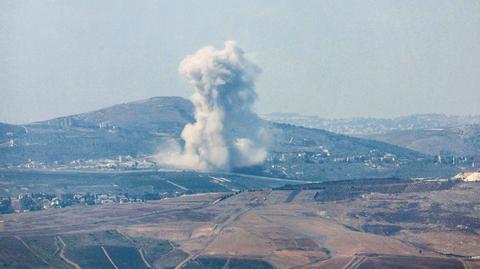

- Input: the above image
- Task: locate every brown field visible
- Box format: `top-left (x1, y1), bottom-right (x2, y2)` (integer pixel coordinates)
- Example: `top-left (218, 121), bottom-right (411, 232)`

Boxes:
top-left (1, 182), bottom-right (480, 268)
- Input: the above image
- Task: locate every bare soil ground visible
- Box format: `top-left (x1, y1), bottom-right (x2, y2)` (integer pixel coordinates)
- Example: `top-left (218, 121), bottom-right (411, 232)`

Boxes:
top-left (1, 182), bottom-right (479, 268)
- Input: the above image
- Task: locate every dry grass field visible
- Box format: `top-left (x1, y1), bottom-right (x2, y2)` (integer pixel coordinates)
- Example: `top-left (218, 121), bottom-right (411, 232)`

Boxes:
top-left (1, 181), bottom-right (480, 268)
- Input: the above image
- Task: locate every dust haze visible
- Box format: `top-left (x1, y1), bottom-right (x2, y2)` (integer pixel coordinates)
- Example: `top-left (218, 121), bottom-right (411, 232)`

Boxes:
top-left (156, 41), bottom-right (267, 171)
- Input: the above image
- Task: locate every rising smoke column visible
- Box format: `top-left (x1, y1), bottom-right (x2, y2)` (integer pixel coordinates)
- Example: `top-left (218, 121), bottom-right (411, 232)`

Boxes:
top-left (158, 41), bottom-right (267, 171)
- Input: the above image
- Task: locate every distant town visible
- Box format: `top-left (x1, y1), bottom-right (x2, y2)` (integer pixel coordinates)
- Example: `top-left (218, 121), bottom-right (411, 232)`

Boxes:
top-left (11, 155), bottom-right (156, 170)
top-left (0, 190), bottom-right (187, 214)
top-left (6, 149), bottom-right (477, 176)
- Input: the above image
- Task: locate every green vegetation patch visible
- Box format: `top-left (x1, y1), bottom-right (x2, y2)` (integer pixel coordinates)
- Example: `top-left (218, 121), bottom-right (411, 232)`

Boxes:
top-left (152, 249), bottom-right (188, 269)
top-left (183, 257), bottom-right (274, 269)
top-left (64, 245), bottom-right (115, 269)
top-left (0, 236), bottom-right (48, 269)
top-left (227, 258), bottom-right (275, 269)
top-left (62, 230), bottom-right (132, 247)
top-left (104, 246), bottom-right (150, 269)
top-left (22, 235), bottom-right (71, 269)
top-left (59, 231), bottom-right (177, 269)
top-left (129, 236), bottom-right (173, 264)
top-left (197, 257), bottom-right (228, 269)
top-left (61, 230), bottom-right (133, 269)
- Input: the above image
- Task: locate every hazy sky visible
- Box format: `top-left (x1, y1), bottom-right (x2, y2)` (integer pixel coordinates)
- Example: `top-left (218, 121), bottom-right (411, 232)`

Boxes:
top-left (1, 0), bottom-right (479, 123)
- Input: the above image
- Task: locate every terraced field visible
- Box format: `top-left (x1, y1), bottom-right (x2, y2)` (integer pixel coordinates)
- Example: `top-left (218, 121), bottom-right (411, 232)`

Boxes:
top-left (356, 254), bottom-right (465, 269)
top-left (0, 230), bottom-right (178, 269)
top-left (64, 245), bottom-right (114, 269)
top-left (1, 180), bottom-right (480, 268)
top-left (22, 236), bottom-right (71, 269)
top-left (183, 256), bottom-right (275, 269)
top-left (103, 246), bottom-right (150, 269)
top-left (0, 236), bottom-right (48, 269)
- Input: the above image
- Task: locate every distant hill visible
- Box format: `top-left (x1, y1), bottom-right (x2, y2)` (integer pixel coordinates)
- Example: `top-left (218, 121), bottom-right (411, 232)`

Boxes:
top-left (0, 96), bottom-right (461, 180)
top-left (0, 123), bottom-right (27, 144)
top-left (263, 113), bottom-right (480, 136)
top-left (0, 97), bottom-right (193, 167)
top-left (263, 112), bottom-right (480, 159)
top-left (35, 96), bottom-right (194, 134)
top-left (367, 125), bottom-right (480, 157)
top-left (257, 122), bottom-right (458, 180)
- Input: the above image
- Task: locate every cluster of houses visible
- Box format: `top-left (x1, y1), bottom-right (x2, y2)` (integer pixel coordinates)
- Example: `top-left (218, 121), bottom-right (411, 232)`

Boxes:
top-left (14, 155), bottom-right (156, 170)
top-left (2, 191), bottom-right (164, 214)
top-left (68, 155), bottom-right (156, 170)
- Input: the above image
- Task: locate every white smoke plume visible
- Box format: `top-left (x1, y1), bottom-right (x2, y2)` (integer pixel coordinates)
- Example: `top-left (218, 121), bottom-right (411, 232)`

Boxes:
top-left (157, 41), bottom-right (267, 171)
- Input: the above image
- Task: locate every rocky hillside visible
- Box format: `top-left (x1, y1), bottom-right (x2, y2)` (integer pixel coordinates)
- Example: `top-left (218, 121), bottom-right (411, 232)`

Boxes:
top-left (0, 96), bottom-right (461, 180)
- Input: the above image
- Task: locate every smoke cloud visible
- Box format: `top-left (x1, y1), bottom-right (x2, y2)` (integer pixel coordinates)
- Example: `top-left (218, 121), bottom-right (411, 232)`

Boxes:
top-left (157, 41), bottom-right (267, 171)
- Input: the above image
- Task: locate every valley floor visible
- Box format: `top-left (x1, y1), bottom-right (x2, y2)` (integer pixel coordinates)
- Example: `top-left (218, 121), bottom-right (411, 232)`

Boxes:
top-left (1, 180), bottom-right (480, 269)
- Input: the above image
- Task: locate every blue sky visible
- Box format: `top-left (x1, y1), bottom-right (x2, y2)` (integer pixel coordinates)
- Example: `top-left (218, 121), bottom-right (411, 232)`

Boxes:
top-left (1, 0), bottom-right (480, 123)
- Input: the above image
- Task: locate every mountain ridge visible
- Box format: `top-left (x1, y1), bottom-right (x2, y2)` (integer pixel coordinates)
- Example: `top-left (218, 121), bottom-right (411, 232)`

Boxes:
top-left (0, 96), bottom-right (462, 180)
top-left (263, 112), bottom-right (480, 158)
